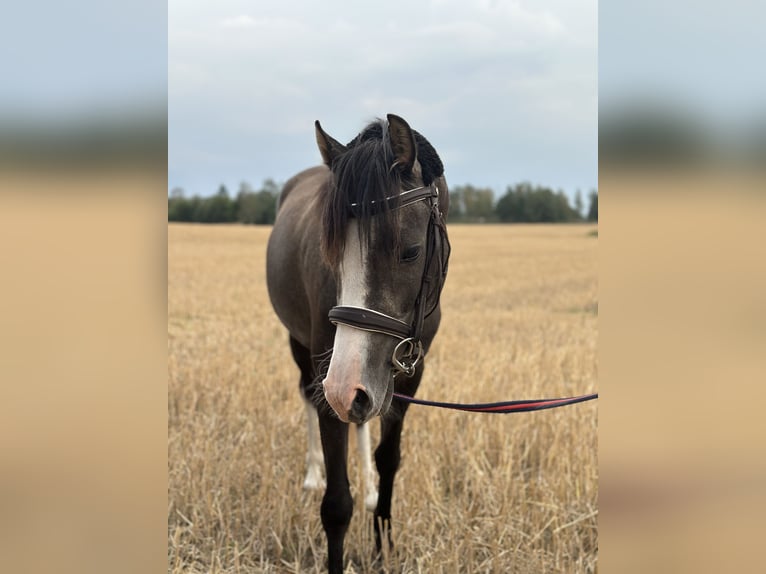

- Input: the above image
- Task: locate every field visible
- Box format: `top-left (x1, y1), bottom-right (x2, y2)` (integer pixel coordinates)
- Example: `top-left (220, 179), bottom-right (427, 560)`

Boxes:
top-left (168, 223), bottom-right (598, 573)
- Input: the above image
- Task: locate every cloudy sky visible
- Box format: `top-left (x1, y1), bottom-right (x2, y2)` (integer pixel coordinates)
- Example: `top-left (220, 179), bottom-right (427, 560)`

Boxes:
top-left (169, 0), bottom-right (597, 198)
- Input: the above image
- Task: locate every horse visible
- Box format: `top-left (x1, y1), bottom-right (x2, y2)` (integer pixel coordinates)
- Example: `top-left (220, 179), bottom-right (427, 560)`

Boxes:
top-left (266, 114), bottom-right (450, 573)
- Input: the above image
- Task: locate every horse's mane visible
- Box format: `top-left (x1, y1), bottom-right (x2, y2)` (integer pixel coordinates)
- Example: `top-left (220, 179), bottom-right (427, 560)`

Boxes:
top-left (321, 118), bottom-right (444, 268)
top-left (344, 123), bottom-right (444, 186)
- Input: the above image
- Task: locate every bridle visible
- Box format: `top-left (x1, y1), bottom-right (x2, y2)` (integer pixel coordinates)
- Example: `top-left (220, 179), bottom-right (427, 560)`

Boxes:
top-left (328, 183), bottom-right (450, 377)
top-left (324, 183), bottom-right (599, 416)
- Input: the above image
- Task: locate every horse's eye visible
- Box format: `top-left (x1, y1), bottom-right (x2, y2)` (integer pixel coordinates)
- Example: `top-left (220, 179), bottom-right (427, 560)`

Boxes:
top-left (400, 245), bottom-right (421, 263)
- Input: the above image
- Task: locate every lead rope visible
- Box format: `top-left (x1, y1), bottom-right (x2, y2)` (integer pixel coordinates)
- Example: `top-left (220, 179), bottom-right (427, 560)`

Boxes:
top-left (389, 195), bottom-right (597, 413)
top-left (392, 392), bottom-right (598, 413)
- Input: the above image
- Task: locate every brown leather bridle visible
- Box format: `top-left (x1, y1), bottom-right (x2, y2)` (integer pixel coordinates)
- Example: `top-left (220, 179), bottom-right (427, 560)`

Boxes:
top-left (328, 183), bottom-right (450, 376)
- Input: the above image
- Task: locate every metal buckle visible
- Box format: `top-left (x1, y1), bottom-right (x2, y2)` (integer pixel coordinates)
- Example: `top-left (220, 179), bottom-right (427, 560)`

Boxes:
top-left (391, 337), bottom-right (423, 377)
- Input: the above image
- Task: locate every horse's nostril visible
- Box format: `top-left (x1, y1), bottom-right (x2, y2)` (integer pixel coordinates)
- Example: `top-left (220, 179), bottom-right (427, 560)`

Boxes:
top-left (353, 388), bottom-right (371, 411)
top-left (349, 388), bottom-right (372, 422)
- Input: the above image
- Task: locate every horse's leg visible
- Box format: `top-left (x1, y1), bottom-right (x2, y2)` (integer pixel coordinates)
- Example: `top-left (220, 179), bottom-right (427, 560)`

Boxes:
top-left (303, 398), bottom-right (325, 490)
top-left (373, 411), bottom-right (406, 553)
top-left (373, 368), bottom-right (422, 553)
top-left (356, 422), bottom-right (379, 511)
top-left (288, 337), bottom-right (325, 490)
top-left (318, 414), bottom-right (353, 574)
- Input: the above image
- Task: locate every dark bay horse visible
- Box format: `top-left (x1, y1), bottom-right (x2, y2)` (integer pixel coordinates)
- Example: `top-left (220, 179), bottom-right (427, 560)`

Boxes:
top-left (266, 114), bottom-right (450, 572)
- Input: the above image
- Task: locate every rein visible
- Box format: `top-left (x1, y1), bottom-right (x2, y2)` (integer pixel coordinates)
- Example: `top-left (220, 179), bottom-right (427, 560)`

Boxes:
top-left (326, 182), bottom-right (598, 413)
top-left (392, 392), bottom-right (598, 413)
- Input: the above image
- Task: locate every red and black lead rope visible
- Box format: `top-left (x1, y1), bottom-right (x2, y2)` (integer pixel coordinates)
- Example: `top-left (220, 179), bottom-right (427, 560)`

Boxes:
top-left (392, 392), bottom-right (598, 413)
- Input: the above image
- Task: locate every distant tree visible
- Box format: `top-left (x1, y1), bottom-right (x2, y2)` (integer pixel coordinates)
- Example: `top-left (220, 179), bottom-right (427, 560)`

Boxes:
top-left (495, 182), bottom-right (581, 223)
top-left (237, 181), bottom-right (256, 196)
top-left (239, 191), bottom-right (277, 224)
top-left (168, 187), bottom-right (195, 222)
top-left (525, 187), bottom-right (557, 222)
top-left (192, 184), bottom-right (237, 222)
top-left (574, 189), bottom-right (584, 218)
top-left (260, 178), bottom-right (280, 196)
top-left (451, 184), bottom-right (495, 222)
top-left (495, 181), bottom-right (530, 222)
top-left (555, 189), bottom-right (580, 222)
top-left (587, 190), bottom-right (598, 222)
top-left (235, 181), bottom-right (256, 222)
top-left (448, 189), bottom-right (465, 221)
top-left (236, 179), bottom-right (279, 224)
top-left (191, 197), bottom-right (209, 222)
top-left (186, 196), bottom-right (201, 221)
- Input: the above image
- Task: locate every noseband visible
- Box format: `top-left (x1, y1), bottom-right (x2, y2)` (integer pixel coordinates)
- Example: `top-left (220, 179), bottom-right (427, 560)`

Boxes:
top-left (328, 183), bottom-right (450, 377)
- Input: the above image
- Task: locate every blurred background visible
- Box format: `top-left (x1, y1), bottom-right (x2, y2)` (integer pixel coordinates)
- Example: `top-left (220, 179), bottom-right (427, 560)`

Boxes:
top-left (599, 1), bottom-right (765, 573)
top-left (0, 2), bottom-right (166, 574)
top-left (0, 2), bottom-right (166, 172)
top-left (1, 0), bottom-right (764, 573)
top-left (600, 0), bottom-right (765, 169)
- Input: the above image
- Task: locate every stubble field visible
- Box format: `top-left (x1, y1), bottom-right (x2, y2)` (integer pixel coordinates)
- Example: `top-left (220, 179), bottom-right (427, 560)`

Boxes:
top-left (168, 223), bottom-right (598, 573)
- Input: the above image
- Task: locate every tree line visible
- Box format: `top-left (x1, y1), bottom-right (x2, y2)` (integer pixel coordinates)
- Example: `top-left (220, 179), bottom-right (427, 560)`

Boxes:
top-left (168, 180), bottom-right (281, 224)
top-left (449, 183), bottom-right (597, 223)
top-left (168, 180), bottom-right (597, 224)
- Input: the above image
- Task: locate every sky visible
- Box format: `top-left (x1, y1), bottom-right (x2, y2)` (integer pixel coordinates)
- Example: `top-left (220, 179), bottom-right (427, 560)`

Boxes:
top-left (169, 0), bottom-right (597, 199)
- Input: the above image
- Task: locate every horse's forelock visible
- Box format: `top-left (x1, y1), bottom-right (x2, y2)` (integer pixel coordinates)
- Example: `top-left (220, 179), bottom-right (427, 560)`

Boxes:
top-left (321, 120), bottom-right (404, 268)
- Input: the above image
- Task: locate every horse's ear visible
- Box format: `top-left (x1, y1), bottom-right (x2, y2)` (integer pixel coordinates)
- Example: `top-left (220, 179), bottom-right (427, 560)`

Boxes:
top-left (315, 120), bottom-right (347, 167)
top-left (387, 114), bottom-right (417, 172)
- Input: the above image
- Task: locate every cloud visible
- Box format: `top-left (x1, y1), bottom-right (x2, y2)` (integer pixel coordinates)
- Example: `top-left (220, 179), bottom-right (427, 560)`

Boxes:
top-left (218, 15), bottom-right (305, 34)
top-left (170, 1), bottom-right (597, 196)
top-left (219, 15), bottom-right (256, 29)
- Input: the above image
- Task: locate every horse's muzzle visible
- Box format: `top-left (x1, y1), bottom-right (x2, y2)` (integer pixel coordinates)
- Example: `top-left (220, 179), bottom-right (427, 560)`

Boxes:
top-left (322, 379), bottom-right (376, 424)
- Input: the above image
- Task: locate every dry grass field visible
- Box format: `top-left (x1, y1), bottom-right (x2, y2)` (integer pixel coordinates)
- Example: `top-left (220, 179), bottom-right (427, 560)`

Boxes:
top-left (168, 223), bottom-right (598, 573)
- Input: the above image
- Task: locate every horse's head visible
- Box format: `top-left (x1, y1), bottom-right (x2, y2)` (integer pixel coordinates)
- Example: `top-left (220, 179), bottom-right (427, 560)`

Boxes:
top-left (316, 115), bottom-right (450, 424)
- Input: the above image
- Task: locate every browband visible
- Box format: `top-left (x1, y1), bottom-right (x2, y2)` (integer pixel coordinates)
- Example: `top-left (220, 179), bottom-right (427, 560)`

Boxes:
top-left (349, 184), bottom-right (438, 215)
